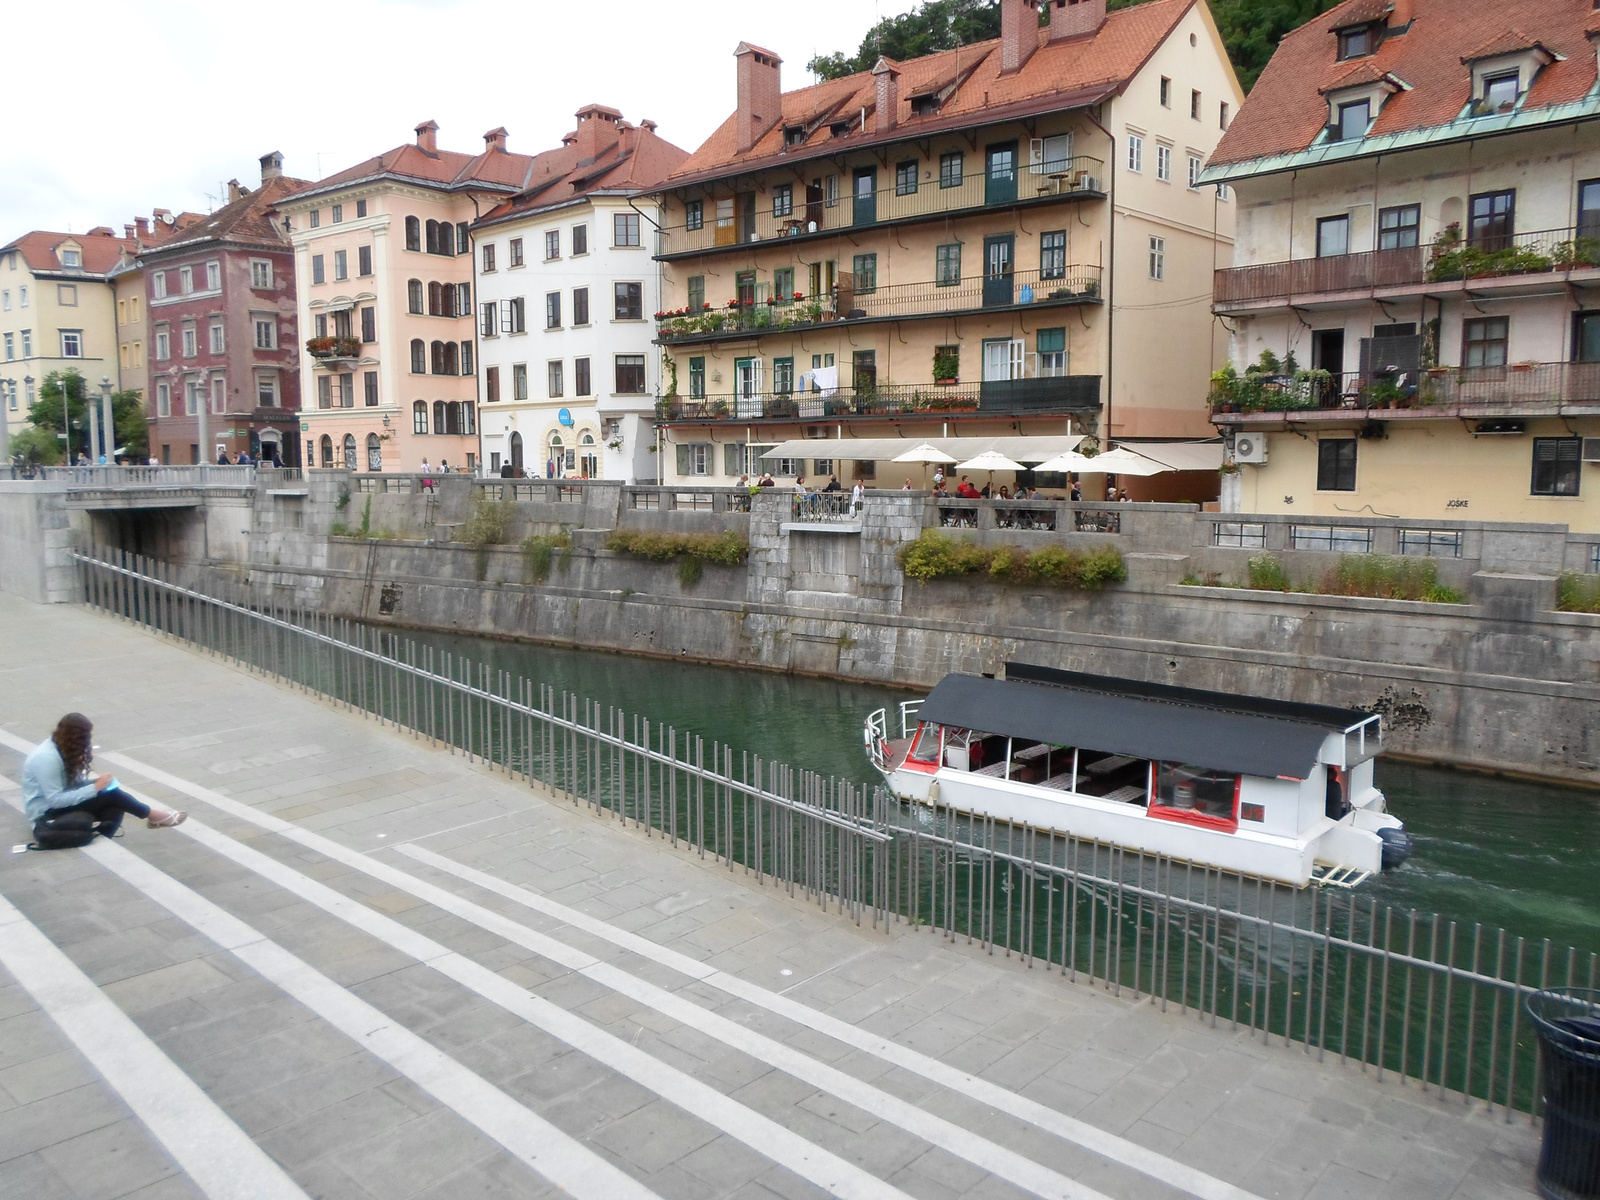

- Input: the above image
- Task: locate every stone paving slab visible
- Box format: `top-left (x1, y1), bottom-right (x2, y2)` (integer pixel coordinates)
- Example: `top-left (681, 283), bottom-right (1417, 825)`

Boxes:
top-left (0, 595), bottom-right (1544, 1200)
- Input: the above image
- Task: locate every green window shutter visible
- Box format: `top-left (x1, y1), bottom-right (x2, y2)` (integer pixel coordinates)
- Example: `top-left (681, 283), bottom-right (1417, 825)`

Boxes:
top-left (1037, 327), bottom-right (1066, 354)
top-left (675, 444), bottom-right (690, 475)
top-left (724, 443), bottom-right (744, 475)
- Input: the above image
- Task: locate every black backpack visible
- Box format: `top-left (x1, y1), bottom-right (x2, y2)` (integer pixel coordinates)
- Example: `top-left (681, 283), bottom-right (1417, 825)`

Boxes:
top-left (30, 810), bottom-right (98, 850)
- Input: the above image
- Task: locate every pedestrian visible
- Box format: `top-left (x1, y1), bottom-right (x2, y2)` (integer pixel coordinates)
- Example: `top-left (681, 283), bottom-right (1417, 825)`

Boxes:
top-left (23, 714), bottom-right (185, 844)
top-left (850, 478), bottom-right (865, 515)
top-left (217, 449), bottom-right (231, 465)
top-left (420, 458), bottom-right (434, 493)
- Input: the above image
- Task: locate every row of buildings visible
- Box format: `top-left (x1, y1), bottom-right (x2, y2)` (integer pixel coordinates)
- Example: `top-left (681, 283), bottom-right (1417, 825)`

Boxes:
top-left (6, 0), bottom-right (1600, 532)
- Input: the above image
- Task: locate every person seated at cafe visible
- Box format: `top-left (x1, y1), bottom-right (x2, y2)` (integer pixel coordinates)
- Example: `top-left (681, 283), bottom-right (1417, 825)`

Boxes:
top-left (757, 472), bottom-right (775, 487)
top-left (823, 475), bottom-right (841, 492)
top-left (979, 482), bottom-right (991, 498)
top-left (902, 478), bottom-right (914, 490)
top-left (955, 475), bottom-right (981, 499)
top-left (1070, 479), bottom-right (1082, 501)
top-left (997, 485), bottom-right (1011, 500)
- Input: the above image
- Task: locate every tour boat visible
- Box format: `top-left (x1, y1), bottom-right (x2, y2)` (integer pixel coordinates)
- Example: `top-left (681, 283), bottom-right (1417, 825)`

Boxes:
top-left (865, 663), bottom-right (1413, 888)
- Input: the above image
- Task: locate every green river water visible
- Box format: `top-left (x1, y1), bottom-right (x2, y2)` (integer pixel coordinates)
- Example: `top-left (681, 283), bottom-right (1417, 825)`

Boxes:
top-left (402, 629), bottom-right (1600, 955)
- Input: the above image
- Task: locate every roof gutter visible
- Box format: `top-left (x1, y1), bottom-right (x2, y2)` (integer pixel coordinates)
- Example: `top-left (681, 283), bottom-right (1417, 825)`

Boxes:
top-left (1084, 104), bottom-right (1116, 449)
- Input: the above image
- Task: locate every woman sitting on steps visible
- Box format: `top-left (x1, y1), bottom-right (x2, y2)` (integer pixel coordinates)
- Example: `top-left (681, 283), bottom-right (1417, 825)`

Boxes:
top-left (22, 714), bottom-right (185, 840)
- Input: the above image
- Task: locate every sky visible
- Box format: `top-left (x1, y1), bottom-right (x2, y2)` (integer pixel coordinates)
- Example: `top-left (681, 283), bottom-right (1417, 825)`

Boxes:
top-left (5, 0), bottom-right (920, 239)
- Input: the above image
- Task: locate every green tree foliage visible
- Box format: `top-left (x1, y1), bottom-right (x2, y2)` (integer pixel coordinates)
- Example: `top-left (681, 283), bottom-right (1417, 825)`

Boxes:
top-left (20, 369), bottom-right (147, 464)
top-left (808, 0), bottom-right (1343, 93)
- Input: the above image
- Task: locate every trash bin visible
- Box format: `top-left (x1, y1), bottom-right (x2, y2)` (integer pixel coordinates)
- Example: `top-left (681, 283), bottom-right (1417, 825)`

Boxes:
top-left (1527, 989), bottom-right (1600, 1200)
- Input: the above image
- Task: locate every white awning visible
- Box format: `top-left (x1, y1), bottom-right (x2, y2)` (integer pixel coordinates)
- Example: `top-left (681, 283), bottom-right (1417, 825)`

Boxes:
top-left (757, 435), bottom-right (1084, 465)
top-left (1111, 440), bottom-right (1225, 472)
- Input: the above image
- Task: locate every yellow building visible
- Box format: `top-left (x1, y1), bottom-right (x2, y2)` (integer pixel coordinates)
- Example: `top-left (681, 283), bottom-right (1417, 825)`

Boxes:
top-left (1203, 0), bottom-right (1600, 534)
top-left (651, 0), bottom-right (1239, 487)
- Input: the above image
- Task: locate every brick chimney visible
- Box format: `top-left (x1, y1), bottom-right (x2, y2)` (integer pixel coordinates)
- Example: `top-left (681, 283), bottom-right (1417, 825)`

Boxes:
top-left (124, 224), bottom-right (135, 240)
top-left (1388, 0), bottom-right (1414, 29)
top-left (260, 150), bottom-right (284, 182)
top-left (641, 119), bottom-right (659, 133)
top-left (872, 58), bottom-right (900, 135)
top-left (1001, 0), bottom-right (1040, 74)
top-left (1045, 0), bottom-right (1107, 42)
top-left (135, 216), bottom-right (150, 238)
top-left (227, 179), bottom-right (244, 203)
top-left (415, 120), bottom-right (439, 154)
top-left (574, 104), bottom-right (623, 164)
top-left (483, 126), bottom-right (508, 153)
top-left (734, 42), bottom-right (783, 154)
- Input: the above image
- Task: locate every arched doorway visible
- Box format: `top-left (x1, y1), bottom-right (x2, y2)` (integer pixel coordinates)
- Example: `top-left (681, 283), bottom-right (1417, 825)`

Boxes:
top-left (342, 434), bottom-right (357, 469)
top-left (319, 434), bottom-right (333, 467)
top-left (366, 432), bottom-right (383, 471)
top-left (510, 431), bottom-right (524, 472)
top-left (579, 431), bottom-right (598, 479)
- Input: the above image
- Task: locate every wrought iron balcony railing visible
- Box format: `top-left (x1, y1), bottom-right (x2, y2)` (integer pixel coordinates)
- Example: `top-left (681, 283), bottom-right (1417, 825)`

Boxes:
top-left (1210, 361), bottom-right (1600, 416)
top-left (657, 267), bottom-right (1102, 345)
top-left (655, 156), bottom-right (1105, 257)
top-left (657, 376), bottom-right (1101, 424)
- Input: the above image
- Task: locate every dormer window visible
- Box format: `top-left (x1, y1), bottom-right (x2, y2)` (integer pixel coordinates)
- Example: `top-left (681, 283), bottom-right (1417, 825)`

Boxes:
top-left (1483, 72), bottom-right (1521, 112)
top-left (1338, 25), bottom-right (1374, 61)
top-left (911, 94), bottom-right (940, 117)
top-left (784, 125), bottom-right (807, 147)
top-left (60, 248), bottom-right (81, 268)
top-left (1335, 99), bottom-right (1372, 141)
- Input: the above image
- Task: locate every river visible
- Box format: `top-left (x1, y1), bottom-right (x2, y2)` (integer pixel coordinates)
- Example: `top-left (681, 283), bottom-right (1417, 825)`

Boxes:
top-left (403, 628), bottom-right (1600, 955)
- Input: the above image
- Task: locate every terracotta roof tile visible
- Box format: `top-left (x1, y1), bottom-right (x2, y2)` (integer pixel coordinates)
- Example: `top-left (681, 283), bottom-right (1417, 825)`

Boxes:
top-left (2, 228), bottom-right (132, 276)
top-left (669, 0), bottom-right (1196, 183)
top-left (1460, 30), bottom-right (1548, 63)
top-left (475, 122), bottom-right (690, 228)
top-left (1211, 0), bottom-right (1598, 168)
top-left (287, 134), bottom-right (543, 202)
top-left (140, 175), bottom-right (309, 259)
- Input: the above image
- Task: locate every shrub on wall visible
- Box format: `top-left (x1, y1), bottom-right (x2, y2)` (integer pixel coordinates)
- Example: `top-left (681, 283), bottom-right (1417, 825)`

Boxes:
top-left (1558, 573), bottom-right (1600, 614)
top-left (898, 532), bottom-right (1125, 589)
top-left (1200, 552), bottom-right (1464, 603)
top-left (521, 530), bottom-right (573, 583)
top-left (603, 530), bottom-right (750, 571)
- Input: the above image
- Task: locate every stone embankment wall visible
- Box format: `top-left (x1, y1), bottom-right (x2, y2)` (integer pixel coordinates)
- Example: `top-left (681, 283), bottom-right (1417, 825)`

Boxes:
top-left (6, 469), bottom-right (1598, 785)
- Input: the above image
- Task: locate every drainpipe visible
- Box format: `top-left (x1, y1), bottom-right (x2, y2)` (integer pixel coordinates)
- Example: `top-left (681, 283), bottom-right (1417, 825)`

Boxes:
top-left (1084, 105), bottom-right (1116, 446)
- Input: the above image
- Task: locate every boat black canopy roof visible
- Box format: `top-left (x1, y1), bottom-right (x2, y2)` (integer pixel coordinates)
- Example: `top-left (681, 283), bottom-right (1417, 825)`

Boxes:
top-left (914, 664), bottom-right (1379, 781)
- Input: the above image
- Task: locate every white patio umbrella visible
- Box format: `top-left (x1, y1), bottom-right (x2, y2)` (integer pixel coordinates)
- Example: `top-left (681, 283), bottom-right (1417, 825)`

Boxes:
top-left (955, 450), bottom-right (1025, 472)
top-left (891, 443), bottom-right (958, 464)
top-left (1091, 448), bottom-right (1171, 476)
top-left (1032, 450), bottom-right (1102, 473)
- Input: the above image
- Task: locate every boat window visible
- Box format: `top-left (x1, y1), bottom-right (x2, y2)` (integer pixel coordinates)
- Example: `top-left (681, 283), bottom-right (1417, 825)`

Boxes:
top-left (907, 723), bottom-right (941, 764)
top-left (1151, 763), bottom-right (1240, 831)
top-left (1074, 751), bottom-right (1150, 805)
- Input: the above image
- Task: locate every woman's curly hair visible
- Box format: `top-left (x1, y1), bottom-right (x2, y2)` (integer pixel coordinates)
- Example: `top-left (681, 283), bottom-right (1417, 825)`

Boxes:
top-left (51, 713), bottom-right (93, 784)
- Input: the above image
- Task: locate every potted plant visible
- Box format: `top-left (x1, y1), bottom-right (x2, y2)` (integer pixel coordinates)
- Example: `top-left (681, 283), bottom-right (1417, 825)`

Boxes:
top-left (306, 336), bottom-right (336, 357)
top-left (933, 349), bottom-right (960, 385)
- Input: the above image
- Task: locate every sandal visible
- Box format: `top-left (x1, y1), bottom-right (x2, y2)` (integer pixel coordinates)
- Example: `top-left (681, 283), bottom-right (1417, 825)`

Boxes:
top-left (148, 811), bottom-right (188, 828)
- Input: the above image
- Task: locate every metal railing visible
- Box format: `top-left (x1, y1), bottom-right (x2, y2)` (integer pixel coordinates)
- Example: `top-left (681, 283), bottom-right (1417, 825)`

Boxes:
top-left (658, 266), bottom-right (1102, 344)
top-left (1213, 363), bottom-right (1600, 416)
top-left (5, 465), bottom-right (264, 486)
top-left (1215, 225), bottom-right (1600, 306)
top-left (658, 377), bottom-right (1101, 424)
top-left (790, 492), bottom-right (856, 522)
top-left (75, 546), bottom-right (1596, 1118)
top-left (655, 156), bottom-right (1106, 257)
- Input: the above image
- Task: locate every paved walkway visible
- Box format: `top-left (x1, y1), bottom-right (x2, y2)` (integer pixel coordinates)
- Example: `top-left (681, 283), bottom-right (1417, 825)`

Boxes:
top-left (0, 594), bottom-right (1541, 1200)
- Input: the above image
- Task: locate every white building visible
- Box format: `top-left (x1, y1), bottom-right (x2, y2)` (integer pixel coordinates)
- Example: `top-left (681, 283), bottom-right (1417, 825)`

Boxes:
top-left (472, 106), bottom-right (687, 480)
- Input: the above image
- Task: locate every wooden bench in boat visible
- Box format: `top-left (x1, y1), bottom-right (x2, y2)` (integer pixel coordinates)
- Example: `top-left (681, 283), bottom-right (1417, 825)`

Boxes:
top-left (1012, 743), bottom-right (1054, 764)
top-left (1041, 771), bottom-right (1076, 791)
top-left (1101, 784), bottom-right (1148, 805)
top-left (1083, 754), bottom-right (1138, 776)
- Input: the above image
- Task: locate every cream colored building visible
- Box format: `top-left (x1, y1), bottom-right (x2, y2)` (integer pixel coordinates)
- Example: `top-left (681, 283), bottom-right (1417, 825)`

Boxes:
top-left (1204, 0), bottom-right (1600, 534)
top-left (651, 0), bottom-right (1239, 489)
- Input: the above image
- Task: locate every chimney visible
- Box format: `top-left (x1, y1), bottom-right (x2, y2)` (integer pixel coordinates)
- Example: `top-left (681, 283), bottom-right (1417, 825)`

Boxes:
top-left (415, 120), bottom-right (439, 154)
top-left (87, 226), bottom-right (115, 237)
top-left (734, 42), bottom-right (783, 154)
top-left (1388, 0), bottom-right (1414, 29)
top-left (260, 150), bottom-right (284, 182)
top-left (135, 216), bottom-right (150, 238)
top-left (483, 126), bottom-right (508, 153)
top-left (1045, 0), bottom-right (1107, 42)
top-left (574, 104), bottom-right (623, 164)
top-left (1001, 0), bottom-right (1040, 74)
top-left (872, 58), bottom-right (900, 135)
top-left (227, 179), bottom-right (244, 204)
top-left (641, 119), bottom-right (659, 133)
top-left (124, 224), bottom-right (135, 240)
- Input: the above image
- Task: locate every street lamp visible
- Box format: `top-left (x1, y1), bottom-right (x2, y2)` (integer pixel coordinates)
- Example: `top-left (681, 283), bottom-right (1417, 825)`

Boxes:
top-left (99, 376), bottom-right (115, 466)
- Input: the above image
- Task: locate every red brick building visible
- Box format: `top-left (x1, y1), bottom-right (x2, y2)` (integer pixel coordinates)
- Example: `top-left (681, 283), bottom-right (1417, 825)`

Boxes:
top-left (142, 153), bottom-right (306, 464)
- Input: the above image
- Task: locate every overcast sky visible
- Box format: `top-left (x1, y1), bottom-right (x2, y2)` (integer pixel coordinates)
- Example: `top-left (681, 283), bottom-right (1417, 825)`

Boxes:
top-left (6, 0), bottom-right (919, 238)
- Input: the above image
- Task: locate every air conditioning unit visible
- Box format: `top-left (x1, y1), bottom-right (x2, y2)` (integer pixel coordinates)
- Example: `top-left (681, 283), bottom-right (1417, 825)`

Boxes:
top-left (1583, 437), bottom-right (1600, 463)
top-left (1233, 433), bottom-right (1268, 464)
top-left (1082, 175), bottom-right (1102, 192)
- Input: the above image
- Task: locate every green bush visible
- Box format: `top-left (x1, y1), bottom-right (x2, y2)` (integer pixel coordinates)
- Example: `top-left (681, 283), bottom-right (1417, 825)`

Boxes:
top-left (458, 491), bottom-right (516, 549)
top-left (897, 532), bottom-right (1125, 590)
top-left (1319, 555), bottom-right (1463, 603)
top-left (603, 530), bottom-right (750, 571)
top-left (1558, 573), bottom-right (1600, 614)
top-left (1246, 553), bottom-right (1292, 592)
top-left (521, 529), bottom-right (573, 583)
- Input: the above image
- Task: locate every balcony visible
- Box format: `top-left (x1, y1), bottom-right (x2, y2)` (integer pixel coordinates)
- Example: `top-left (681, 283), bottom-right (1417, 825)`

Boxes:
top-left (1211, 361), bottom-right (1600, 423)
top-left (655, 157), bottom-right (1106, 259)
top-left (656, 267), bottom-right (1102, 346)
top-left (307, 336), bottom-right (361, 362)
top-left (656, 377), bottom-right (1101, 425)
top-left (1213, 226), bottom-right (1600, 311)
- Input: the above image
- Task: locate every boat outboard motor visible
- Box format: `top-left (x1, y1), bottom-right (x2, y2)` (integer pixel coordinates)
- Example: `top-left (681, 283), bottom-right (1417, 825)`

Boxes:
top-left (1378, 826), bottom-right (1414, 870)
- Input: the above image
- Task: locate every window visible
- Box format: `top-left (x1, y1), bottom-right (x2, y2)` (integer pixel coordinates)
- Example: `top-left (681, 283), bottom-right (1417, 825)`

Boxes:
top-left (1315, 440), bottom-right (1358, 492)
top-left (365, 432), bottom-right (382, 470)
top-left (331, 204), bottom-right (344, 224)
top-left (358, 246), bottom-right (372, 276)
top-left (410, 339), bottom-right (426, 373)
top-left (1398, 530), bottom-right (1464, 558)
top-left (363, 370), bottom-right (378, 406)
top-left (575, 357), bottom-right (591, 396)
top-left (614, 282), bottom-right (642, 320)
top-left (155, 327), bottom-right (170, 360)
top-left (480, 301), bottom-right (497, 337)
top-left (1127, 134), bottom-right (1144, 173)
top-left (1338, 25), bottom-right (1372, 60)
top-left (895, 162), bottom-right (918, 197)
top-left (939, 151), bottom-right (963, 189)
top-left (356, 199), bottom-right (367, 219)
top-left (154, 272), bottom-right (169, 299)
top-left (343, 434), bottom-right (357, 468)
top-left (1, 332), bottom-right (9, 359)
top-left (412, 401), bottom-right (428, 434)
top-left (573, 287), bottom-right (590, 326)
top-left (257, 372), bottom-right (279, 407)
top-left (689, 356), bottom-right (706, 399)
top-left (407, 279), bottom-right (423, 314)
top-left (1, 291), bottom-right (8, 312)
top-left (254, 316), bottom-right (275, 349)
top-left (936, 243), bottom-right (962, 286)
top-left (1156, 144), bottom-right (1173, 182)
top-left (685, 200), bottom-right (704, 232)
top-left (332, 250), bottom-right (348, 281)
top-left (480, 365), bottom-right (499, 404)
top-left (545, 230), bottom-right (560, 261)
top-left (852, 253), bottom-right (877, 294)
top-left (1190, 90), bottom-right (1201, 120)
top-left (1148, 236), bottom-right (1166, 280)
top-left (1533, 439), bottom-right (1581, 496)
top-left (1469, 189), bottom-right (1516, 249)
top-left (825, 174), bottom-right (839, 207)
top-left (687, 275), bottom-right (705, 312)
top-left (61, 329), bottom-right (82, 358)
top-left (572, 224), bottom-right (588, 255)
top-left (361, 306), bottom-right (376, 343)
top-left (1335, 100), bottom-right (1371, 142)
top-left (773, 184), bottom-right (794, 217)
top-left (156, 381), bottom-right (171, 417)
top-left (179, 265), bottom-right (193, 294)
top-left (308, 210), bottom-right (320, 229)
top-left (1483, 72), bottom-right (1520, 112)
top-left (481, 244), bottom-right (498, 274)
top-left (1187, 154), bottom-right (1203, 189)
top-left (1378, 204), bottom-right (1420, 250)
top-left (504, 296), bottom-right (527, 333)
top-left (1040, 231), bottom-right (1065, 280)
top-left (460, 340), bottom-right (473, 375)
top-left (427, 281), bottom-right (444, 316)
top-left (315, 314), bottom-right (328, 339)
top-left (1213, 522), bottom-right (1266, 548)
top-left (311, 255), bottom-right (324, 285)
top-left (457, 282), bottom-right (470, 315)
top-left (1037, 328), bottom-right (1066, 376)
top-left (514, 363), bottom-right (529, 400)
top-left (20, 329), bottom-right (30, 357)
top-left (774, 267), bottom-right (794, 301)
top-left (208, 321), bottom-right (225, 353)
top-left (250, 259), bottom-right (273, 289)
top-left (546, 360), bottom-right (563, 398)
top-left (615, 354), bottom-right (646, 394)
top-left (317, 375), bottom-right (332, 409)
top-left (61, 247), bottom-right (81, 268)
top-left (1316, 215), bottom-right (1350, 258)
top-left (405, 216), bottom-right (421, 251)
top-left (614, 212), bottom-right (640, 247)
top-left (182, 324), bottom-right (197, 357)
top-left (1159, 76), bottom-right (1171, 108)
top-left (206, 262), bottom-right (220, 290)
top-left (502, 237), bottom-right (520, 269)
top-left (1220, 101), bottom-right (1230, 130)
top-left (540, 292), bottom-right (559, 329)
top-left (1463, 316), bottom-right (1509, 367)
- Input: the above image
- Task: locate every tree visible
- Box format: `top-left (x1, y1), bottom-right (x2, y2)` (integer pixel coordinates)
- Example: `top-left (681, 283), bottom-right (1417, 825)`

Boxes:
top-left (9, 425), bottom-right (64, 466)
top-left (26, 370), bottom-right (90, 463)
top-left (113, 389), bottom-right (149, 463)
top-left (23, 369), bottom-right (148, 463)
